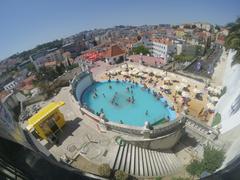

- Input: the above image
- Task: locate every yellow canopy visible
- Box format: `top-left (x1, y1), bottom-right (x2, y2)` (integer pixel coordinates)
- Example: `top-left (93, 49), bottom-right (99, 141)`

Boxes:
top-left (27, 101), bottom-right (65, 128)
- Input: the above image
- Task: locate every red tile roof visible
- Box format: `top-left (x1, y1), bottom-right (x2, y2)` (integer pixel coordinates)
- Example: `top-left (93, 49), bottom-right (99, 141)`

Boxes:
top-left (105, 45), bottom-right (125, 57)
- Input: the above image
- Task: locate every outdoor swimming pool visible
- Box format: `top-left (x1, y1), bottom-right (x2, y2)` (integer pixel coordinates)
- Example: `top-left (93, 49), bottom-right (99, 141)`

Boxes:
top-left (81, 81), bottom-right (176, 127)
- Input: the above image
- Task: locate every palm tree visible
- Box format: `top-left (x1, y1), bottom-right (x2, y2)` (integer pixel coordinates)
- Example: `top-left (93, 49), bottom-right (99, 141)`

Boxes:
top-left (225, 17), bottom-right (240, 64)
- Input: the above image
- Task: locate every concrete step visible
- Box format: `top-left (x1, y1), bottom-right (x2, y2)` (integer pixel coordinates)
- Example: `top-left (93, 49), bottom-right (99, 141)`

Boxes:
top-left (120, 143), bottom-right (129, 170)
top-left (164, 153), bottom-right (176, 174)
top-left (113, 142), bottom-right (181, 178)
top-left (139, 147), bottom-right (144, 176)
top-left (168, 153), bottom-right (181, 170)
top-left (152, 150), bottom-right (163, 175)
top-left (113, 144), bottom-right (124, 170)
top-left (124, 143), bottom-right (131, 173)
top-left (130, 144), bottom-right (135, 175)
top-left (161, 152), bottom-right (172, 175)
top-left (157, 152), bottom-right (169, 176)
top-left (148, 150), bottom-right (158, 176)
top-left (155, 151), bottom-right (167, 176)
top-left (142, 148), bottom-right (148, 176)
top-left (145, 149), bottom-right (153, 176)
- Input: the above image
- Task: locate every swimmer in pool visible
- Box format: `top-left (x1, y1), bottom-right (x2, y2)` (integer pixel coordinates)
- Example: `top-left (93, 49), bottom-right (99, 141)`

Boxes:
top-left (145, 110), bottom-right (149, 116)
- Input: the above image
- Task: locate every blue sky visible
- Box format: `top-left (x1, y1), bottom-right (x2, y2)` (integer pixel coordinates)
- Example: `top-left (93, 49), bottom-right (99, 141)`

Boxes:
top-left (0, 0), bottom-right (239, 60)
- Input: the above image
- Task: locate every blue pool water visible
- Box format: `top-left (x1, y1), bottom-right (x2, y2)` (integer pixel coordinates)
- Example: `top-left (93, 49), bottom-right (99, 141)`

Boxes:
top-left (80, 81), bottom-right (176, 127)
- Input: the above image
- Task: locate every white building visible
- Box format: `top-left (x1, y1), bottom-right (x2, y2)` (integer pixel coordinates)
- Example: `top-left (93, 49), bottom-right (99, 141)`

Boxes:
top-left (133, 38), bottom-right (176, 62)
top-left (3, 81), bottom-right (18, 92)
top-left (194, 22), bottom-right (213, 32)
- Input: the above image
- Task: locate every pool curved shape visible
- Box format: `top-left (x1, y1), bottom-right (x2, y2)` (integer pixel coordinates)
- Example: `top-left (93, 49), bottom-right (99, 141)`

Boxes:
top-left (80, 81), bottom-right (176, 127)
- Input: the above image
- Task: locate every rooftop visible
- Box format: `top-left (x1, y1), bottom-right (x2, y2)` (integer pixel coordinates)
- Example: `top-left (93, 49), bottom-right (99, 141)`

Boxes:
top-left (104, 45), bottom-right (125, 57)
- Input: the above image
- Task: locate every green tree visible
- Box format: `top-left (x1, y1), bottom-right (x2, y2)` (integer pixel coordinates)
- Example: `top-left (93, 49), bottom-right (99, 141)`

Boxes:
top-left (202, 146), bottom-right (225, 173)
top-left (186, 159), bottom-right (203, 177)
top-left (174, 54), bottom-right (195, 62)
top-left (171, 177), bottom-right (190, 180)
top-left (56, 63), bottom-right (65, 75)
top-left (98, 163), bottom-right (111, 177)
top-left (26, 63), bottom-right (35, 72)
top-left (115, 170), bottom-right (128, 180)
top-left (130, 45), bottom-right (150, 55)
top-left (186, 145), bottom-right (225, 178)
top-left (225, 17), bottom-right (240, 64)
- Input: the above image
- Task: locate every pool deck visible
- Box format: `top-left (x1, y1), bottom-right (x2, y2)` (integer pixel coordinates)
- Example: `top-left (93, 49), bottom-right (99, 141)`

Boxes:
top-left (36, 86), bottom-right (144, 169)
top-left (94, 62), bottom-right (215, 124)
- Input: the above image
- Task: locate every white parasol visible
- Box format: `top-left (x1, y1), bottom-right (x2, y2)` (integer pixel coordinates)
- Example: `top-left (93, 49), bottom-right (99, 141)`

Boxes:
top-left (207, 103), bottom-right (215, 110)
top-left (162, 85), bottom-right (169, 89)
top-left (193, 88), bottom-right (201, 93)
top-left (138, 72), bottom-right (144, 77)
top-left (121, 64), bottom-right (127, 69)
top-left (175, 85), bottom-right (181, 91)
top-left (164, 76), bottom-right (170, 81)
top-left (121, 71), bottom-right (129, 76)
top-left (211, 96), bottom-right (219, 102)
top-left (182, 91), bottom-right (190, 98)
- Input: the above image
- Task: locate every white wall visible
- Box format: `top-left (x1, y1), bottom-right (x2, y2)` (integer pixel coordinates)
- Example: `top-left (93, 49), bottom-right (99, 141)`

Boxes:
top-left (75, 75), bottom-right (93, 102)
top-left (215, 50), bottom-right (240, 133)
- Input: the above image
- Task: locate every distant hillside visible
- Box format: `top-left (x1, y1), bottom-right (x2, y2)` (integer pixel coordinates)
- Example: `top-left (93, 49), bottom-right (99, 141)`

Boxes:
top-left (10, 39), bottom-right (63, 60)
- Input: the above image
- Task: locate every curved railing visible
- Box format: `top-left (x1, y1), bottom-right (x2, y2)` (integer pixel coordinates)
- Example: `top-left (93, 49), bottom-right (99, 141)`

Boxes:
top-left (71, 72), bottom-right (185, 139)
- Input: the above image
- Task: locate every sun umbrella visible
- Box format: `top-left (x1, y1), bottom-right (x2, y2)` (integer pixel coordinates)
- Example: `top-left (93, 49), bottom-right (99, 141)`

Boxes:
top-left (121, 64), bottom-right (127, 69)
top-left (155, 71), bottom-right (163, 77)
top-left (121, 71), bottom-right (129, 76)
top-left (109, 70), bottom-right (116, 75)
top-left (175, 85), bottom-right (181, 91)
top-left (181, 78), bottom-right (188, 83)
top-left (138, 66), bottom-right (145, 71)
top-left (207, 103), bottom-right (215, 110)
top-left (213, 88), bottom-right (221, 95)
top-left (164, 76), bottom-right (170, 80)
top-left (162, 85), bottom-right (169, 89)
top-left (143, 74), bottom-right (149, 78)
top-left (128, 64), bottom-right (134, 68)
top-left (138, 72), bottom-right (144, 77)
top-left (208, 86), bottom-right (214, 92)
top-left (211, 96), bottom-right (219, 102)
top-left (114, 69), bottom-right (121, 73)
top-left (143, 68), bottom-right (152, 73)
top-left (152, 69), bottom-right (159, 75)
top-left (182, 91), bottom-right (190, 98)
top-left (193, 88), bottom-right (201, 93)
top-left (180, 83), bottom-right (187, 88)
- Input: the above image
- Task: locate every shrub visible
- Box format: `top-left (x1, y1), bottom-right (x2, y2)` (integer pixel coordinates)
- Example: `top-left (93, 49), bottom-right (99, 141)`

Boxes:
top-left (220, 86), bottom-right (227, 96)
top-left (186, 145), bottom-right (225, 177)
top-left (211, 113), bottom-right (221, 127)
top-left (98, 163), bottom-right (111, 177)
top-left (115, 170), bottom-right (128, 180)
top-left (202, 145), bottom-right (225, 173)
top-left (171, 177), bottom-right (190, 180)
top-left (186, 159), bottom-right (203, 177)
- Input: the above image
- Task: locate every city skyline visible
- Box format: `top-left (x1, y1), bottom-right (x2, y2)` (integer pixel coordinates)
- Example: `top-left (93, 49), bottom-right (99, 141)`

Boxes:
top-left (0, 0), bottom-right (239, 60)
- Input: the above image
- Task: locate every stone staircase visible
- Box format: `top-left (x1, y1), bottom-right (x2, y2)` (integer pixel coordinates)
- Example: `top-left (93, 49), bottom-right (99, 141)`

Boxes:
top-left (111, 142), bottom-right (182, 177)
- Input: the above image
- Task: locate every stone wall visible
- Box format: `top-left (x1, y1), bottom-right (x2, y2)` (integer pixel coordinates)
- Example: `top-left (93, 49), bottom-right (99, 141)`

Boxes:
top-left (124, 129), bottom-right (184, 150)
